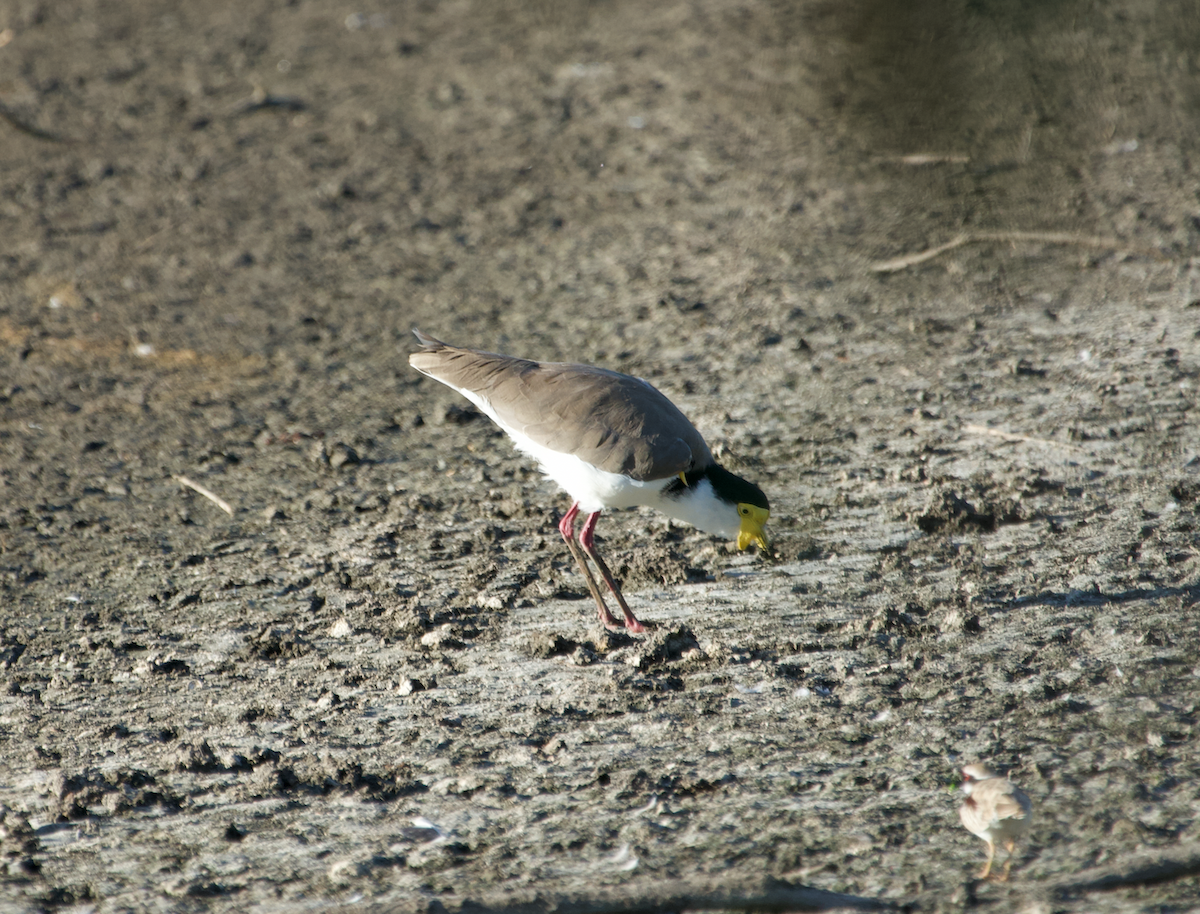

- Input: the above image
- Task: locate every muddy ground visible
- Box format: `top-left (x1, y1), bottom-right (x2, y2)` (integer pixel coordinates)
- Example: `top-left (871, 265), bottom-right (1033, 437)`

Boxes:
top-left (1, 1), bottom-right (1199, 912)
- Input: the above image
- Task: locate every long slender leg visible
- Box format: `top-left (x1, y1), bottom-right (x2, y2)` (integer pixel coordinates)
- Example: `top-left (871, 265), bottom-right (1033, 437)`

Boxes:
top-left (998, 839), bottom-right (1016, 881)
top-left (558, 503), bottom-right (623, 630)
top-left (578, 510), bottom-right (647, 633)
top-left (977, 841), bottom-right (995, 880)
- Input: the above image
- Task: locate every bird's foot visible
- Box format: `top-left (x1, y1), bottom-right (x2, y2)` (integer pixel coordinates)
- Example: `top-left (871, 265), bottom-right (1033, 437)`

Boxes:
top-left (597, 608), bottom-right (649, 634)
top-left (598, 607), bottom-right (625, 631)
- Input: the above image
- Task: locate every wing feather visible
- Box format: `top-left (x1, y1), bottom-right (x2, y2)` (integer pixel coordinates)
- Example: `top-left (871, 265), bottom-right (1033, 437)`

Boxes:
top-left (409, 332), bottom-right (711, 480)
top-left (992, 791), bottom-right (1030, 822)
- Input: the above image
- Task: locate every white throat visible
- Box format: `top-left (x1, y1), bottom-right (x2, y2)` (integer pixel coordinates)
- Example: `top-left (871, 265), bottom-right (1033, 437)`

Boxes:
top-left (655, 477), bottom-right (739, 539)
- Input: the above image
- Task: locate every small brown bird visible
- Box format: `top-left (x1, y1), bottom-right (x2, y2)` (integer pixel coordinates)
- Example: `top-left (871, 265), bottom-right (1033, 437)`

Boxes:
top-left (958, 763), bottom-right (1033, 880)
top-left (408, 330), bottom-right (771, 632)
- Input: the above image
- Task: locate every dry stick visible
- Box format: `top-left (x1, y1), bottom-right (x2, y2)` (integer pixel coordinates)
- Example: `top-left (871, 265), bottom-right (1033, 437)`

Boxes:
top-left (174, 475), bottom-right (234, 516)
top-left (870, 231), bottom-right (1170, 273)
top-left (0, 100), bottom-right (69, 143)
top-left (871, 235), bottom-right (970, 272)
top-left (232, 85), bottom-right (308, 116)
top-left (872, 153), bottom-right (971, 165)
top-left (963, 423), bottom-right (1086, 452)
top-left (135, 223), bottom-right (176, 252)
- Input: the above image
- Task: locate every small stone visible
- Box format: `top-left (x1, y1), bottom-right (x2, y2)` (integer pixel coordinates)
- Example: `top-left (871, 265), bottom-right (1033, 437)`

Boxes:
top-left (328, 442), bottom-right (360, 468)
top-left (420, 625), bottom-right (463, 649)
top-left (328, 857), bottom-right (368, 883)
top-left (396, 677), bottom-right (425, 696)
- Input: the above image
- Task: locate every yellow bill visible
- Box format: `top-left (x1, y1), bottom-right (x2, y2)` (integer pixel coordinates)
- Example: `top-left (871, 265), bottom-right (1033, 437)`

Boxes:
top-left (736, 504), bottom-right (771, 553)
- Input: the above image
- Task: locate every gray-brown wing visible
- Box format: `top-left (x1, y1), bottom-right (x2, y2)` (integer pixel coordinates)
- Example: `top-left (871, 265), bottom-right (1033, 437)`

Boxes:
top-left (992, 788), bottom-right (1032, 823)
top-left (409, 332), bottom-right (711, 480)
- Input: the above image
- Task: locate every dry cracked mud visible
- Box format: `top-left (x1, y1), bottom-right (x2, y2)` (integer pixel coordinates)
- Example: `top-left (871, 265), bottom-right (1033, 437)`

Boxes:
top-left (1, 2), bottom-right (1199, 912)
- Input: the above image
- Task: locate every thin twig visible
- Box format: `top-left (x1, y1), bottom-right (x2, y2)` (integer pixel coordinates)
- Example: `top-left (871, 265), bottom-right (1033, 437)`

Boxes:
top-left (871, 235), bottom-right (969, 272)
top-left (873, 153), bottom-right (971, 166)
top-left (0, 100), bottom-right (69, 143)
top-left (871, 230), bottom-right (1169, 273)
top-left (231, 86), bottom-right (307, 116)
top-left (174, 475), bottom-right (234, 516)
top-left (135, 222), bottom-right (176, 252)
top-left (963, 423), bottom-right (1085, 451)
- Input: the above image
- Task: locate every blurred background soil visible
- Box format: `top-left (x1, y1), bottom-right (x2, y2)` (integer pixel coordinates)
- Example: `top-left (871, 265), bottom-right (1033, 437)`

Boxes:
top-left (1, 1), bottom-right (1199, 911)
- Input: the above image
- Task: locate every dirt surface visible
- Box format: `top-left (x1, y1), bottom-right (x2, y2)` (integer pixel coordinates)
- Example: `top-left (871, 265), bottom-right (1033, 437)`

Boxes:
top-left (2, 1), bottom-right (1200, 911)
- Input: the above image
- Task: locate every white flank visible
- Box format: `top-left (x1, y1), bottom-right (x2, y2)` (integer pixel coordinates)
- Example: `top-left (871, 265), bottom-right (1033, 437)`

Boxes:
top-left (452, 386), bottom-right (740, 539)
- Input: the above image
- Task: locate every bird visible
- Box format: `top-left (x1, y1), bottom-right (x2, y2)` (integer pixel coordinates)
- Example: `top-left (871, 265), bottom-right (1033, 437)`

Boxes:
top-left (408, 330), bottom-right (771, 633)
top-left (958, 763), bottom-right (1033, 881)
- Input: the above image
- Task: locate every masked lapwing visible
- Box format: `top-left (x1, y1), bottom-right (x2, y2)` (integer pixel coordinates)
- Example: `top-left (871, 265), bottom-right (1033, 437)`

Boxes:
top-left (408, 330), bottom-right (771, 633)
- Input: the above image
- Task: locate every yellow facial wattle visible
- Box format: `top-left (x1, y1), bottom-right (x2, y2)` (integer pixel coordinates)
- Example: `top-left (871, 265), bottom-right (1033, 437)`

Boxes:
top-left (736, 503), bottom-right (771, 553)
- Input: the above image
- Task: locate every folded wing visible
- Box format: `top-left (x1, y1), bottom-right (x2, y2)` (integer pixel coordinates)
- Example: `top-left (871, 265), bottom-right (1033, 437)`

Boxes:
top-left (409, 331), bottom-right (712, 481)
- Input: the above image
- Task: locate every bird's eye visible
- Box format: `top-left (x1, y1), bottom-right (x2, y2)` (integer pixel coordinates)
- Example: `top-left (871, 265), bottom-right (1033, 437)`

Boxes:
top-left (740, 506), bottom-right (749, 516)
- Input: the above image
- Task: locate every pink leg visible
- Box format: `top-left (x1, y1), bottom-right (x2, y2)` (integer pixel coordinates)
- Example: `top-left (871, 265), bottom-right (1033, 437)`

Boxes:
top-left (557, 502), bottom-right (579, 541)
top-left (559, 503), bottom-right (623, 630)
top-left (579, 511), bottom-right (647, 633)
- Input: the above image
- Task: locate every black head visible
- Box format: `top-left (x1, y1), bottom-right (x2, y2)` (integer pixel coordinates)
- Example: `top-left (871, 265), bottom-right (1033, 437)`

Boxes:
top-left (662, 464), bottom-right (769, 508)
top-left (703, 464), bottom-right (769, 510)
